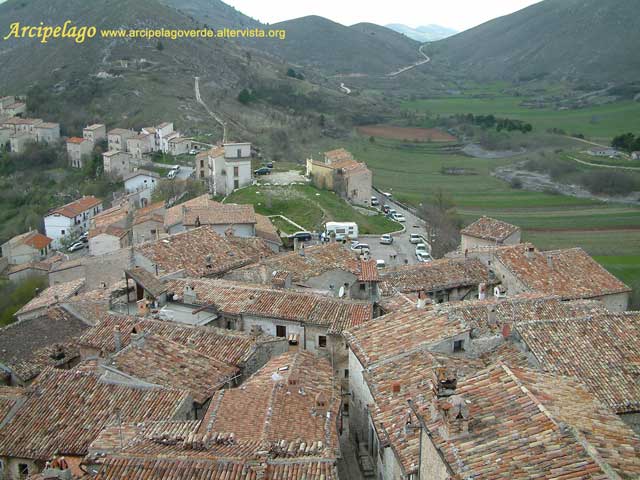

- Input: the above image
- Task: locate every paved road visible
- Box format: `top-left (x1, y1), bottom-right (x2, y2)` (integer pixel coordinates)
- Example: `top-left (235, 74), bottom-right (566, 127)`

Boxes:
top-left (567, 155), bottom-right (640, 171)
top-left (340, 82), bottom-right (352, 94)
top-left (362, 192), bottom-right (427, 267)
top-left (386, 44), bottom-right (431, 77)
top-left (150, 162), bottom-right (194, 180)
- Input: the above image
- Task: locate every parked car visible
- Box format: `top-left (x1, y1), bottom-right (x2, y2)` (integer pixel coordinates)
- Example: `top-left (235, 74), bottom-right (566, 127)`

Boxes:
top-left (376, 259), bottom-right (386, 269)
top-left (370, 196), bottom-right (380, 206)
top-left (167, 169), bottom-right (177, 179)
top-left (172, 165), bottom-right (181, 172)
top-left (189, 149), bottom-right (198, 155)
top-left (382, 192), bottom-right (393, 198)
top-left (350, 242), bottom-right (370, 253)
top-left (380, 234), bottom-right (393, 245)
top-left (410, 233), bottom-right (425, 244)
top-left (416, 251), bottom-right (432, 263)
top-left (392, 213), bottom-right (406, 222)
top-left (254, 167), bottom-right (271, 176)
top-left (382, 205), bottom-right (390, 214)
top-left (415, 243), bottom-right (429, 254)
top-left (289, 231), bottom-right (312, 242)
top-left (68, 241), bottom-right (86, 252)
top-left (265, 162), bottom-right (274, 168)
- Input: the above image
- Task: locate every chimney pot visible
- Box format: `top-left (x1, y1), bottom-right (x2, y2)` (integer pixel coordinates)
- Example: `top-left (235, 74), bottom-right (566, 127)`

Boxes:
top-left (546, 254), bottom-right (553, 268)
top-left (416, 290), bottom-right (428, 309)
top-left (113, 326), bottom-right (122, 352)
top-left (392, 382), bottom-right (401, 394)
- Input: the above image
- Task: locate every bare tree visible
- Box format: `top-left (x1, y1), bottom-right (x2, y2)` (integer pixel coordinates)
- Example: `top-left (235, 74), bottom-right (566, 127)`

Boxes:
top-left (418, 189), bottom-right (461, 258)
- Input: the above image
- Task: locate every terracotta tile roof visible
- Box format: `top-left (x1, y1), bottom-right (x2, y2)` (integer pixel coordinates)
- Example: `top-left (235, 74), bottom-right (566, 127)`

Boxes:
top-left (433, 293), bottom-right (608, 335)
top-left (92, 204), bottom-right (128, 229)
top-left (255, 214), bottom-right (282, 245)
top-left (165, 194), bottom-right (256, 228)
top-left (108, 128), bottom-right (134, 136)
top-left (0, 368), bottom-right (189, 460)
top-left (324, 148), bottom-right (353, 163)
top-left (494, 243), bottom-right (631, 299)
top-left (357, 259), bottom-right (379, 282)
top-left (66, 136), bottom-right (87, 144)
top-left (125, 267), bottom-right (167, 298)
top-left (199, 350), bottom-right (340, 456)
top-left (5, 230), bottom-right (52, 250)
top-left (77, 313), bottom-right (262, 367)
top-left (345, 306), bottom-right (469, 368)
top-left (166, 277), bottom-right (372, 334)
top-left (61, 283), bottom-right (127, 325)
top-left (92, 456), bottom-right (338, 480)
top-left (461, 216), bottom-right (520, 242)
top-left (414, 363), bottom-right (640, 479)
top-left (515, 311), bottom-right (640, 413)
top-left (229, 243), bottom-right (360, 285)
top-left (109, 335), bottom-right (238, 404)
top-left (48, 195), bottom-right (102, 218)
top-left (135, 226), bottom-right (274, 277)
top-left (365, 350), bottom-right (483, 475)
top-left (15, 277), bottom-right (86, 317)
top-left (0, 307), bottom-right (91, 382)
top-left (377, 292), bottom-right (421, 313)
top-left (379, 257), bottom-right (489, 295)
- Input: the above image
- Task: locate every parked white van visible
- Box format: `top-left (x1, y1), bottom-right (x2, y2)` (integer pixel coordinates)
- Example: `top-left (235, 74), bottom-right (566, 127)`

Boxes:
top-left (325, 221), bottom-right (359, 240)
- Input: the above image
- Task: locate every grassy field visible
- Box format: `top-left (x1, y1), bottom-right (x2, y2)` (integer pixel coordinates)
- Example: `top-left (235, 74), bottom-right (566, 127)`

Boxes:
top-left (225, 184), bottom-right (399, 235)
top-left (342, 135), bottom-right (640, 298)
top-left (402, 97), bottom-right (640, 143)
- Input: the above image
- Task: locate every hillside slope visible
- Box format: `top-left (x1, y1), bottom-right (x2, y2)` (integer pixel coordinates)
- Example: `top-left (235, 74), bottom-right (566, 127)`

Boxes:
top-left (429, 0), bottom-right (640, 83)
top-left (0, 0), bottom-right (379, 150)
top-left (269, 16), bottom-right (421, 75)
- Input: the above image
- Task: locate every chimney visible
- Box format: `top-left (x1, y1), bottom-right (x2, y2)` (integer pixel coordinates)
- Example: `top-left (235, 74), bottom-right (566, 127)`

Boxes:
top-left (183, 283), bottom-right (196, 304)
top-left (487, 305), bottom-right (497, 326)
top-left (433, 366), bottom-right (457, 398)
top-left (113, 326), bottom-right (122, 352)
top-left (392, 382), bottom-right (401, 395)
top-left (205, 254), bottom-right (213, 270)
top-left (502, 322), bottom-right (512, 339)
top-left (525, 245), bottom-right (535, 259)
top-left (137, 299), bottom-right (150, 316)
top-left (416, 290), bottom-right (428, 309)
top-left (438, 395), bottom-right (470, 439)
top-left (478, 282), bottom-right (486, 300)
top-left (314, 392), bottom-right (328, 416)
top-left (293, 237), bottom-right (299, 252)
top-left (546, 255), bottom-right (553, 269)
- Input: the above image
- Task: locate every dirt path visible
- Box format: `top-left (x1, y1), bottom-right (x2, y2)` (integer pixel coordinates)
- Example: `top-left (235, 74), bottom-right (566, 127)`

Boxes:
top-left (386, 44), bottom-right (430, 77)
top-left (194, 76), bottom-right (227, 142)
top-left (567, 155), bottom-right (640, 171)
top-left (339, 82), bottom-right (351, 94)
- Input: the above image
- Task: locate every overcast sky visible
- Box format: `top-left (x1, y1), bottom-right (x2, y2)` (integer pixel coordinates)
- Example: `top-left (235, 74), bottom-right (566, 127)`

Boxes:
top-left (223, 0), bottom-right (544, 32)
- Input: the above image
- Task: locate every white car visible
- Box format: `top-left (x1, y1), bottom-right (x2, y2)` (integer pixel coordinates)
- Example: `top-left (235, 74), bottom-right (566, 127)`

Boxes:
top-left (189, 149), bottom-right (198, 155)
top-left (350, 242), bottom-right (370, 253)
top-left (380, 234), bottom-right (393, 245)
top-left (167, 169), bottom-right (177, 179)
top-left (376, 259), bottom-right (386, 269)
top-left (415, 243), bottom-right (429, 254)
top-left (382, 192), bottom-right (393, 198)
top-left (416, 251), bottom-right (432, 263)
top-left (409, 233), bottom-right (425, 244)
top-left (68, 241), bottom-right (86, 252)
top-left (370, 197), bottom-right (380, 206)
top-left (173, 165), bottom-right (181, 171)
top-left (392, 213), bottom-right (406, 222)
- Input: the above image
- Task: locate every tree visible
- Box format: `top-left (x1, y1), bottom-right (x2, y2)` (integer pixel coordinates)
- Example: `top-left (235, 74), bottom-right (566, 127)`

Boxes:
top-left (237, 88), bottom-right (255, 105)
top-left (611, 132), bottom-right (636, 152)
top-left (417, 188), bottom-right (462, 259)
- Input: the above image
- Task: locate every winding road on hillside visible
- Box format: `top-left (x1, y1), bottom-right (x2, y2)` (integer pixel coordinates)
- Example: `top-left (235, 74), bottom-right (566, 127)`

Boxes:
top-left (567, 155), bottom-right (640, 171)
top-left (386, 44), bottom-right (431, 77)
top-left (194, 76), bottom-right (227, 142)
top-left (339, 82), bottom-right (352, 94)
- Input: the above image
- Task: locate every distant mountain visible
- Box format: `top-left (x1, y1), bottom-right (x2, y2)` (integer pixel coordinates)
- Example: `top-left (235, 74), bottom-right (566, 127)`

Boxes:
top-left (0, 0), bottom-right (377, 144)
top-left (386, 24), bottom-right (458, 42)
top-left (269, 16), bottom-right (421, 75)
top-left (429, 0), bottom-right (640, 83)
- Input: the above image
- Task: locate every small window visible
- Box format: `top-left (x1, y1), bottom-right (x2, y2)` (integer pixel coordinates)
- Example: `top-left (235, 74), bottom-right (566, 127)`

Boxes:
top-left (234, 179), bottom-right (239, 189)
top-left (276, 325), bottom-right (286, 337)
top-left (236, 148), bottom-right (241, 157)
top-left (318, 335), bottom-right (327, 348)
top-left (234, 166), bottom-right (239, 177)
top-left (150, 229), bottom-right (156, 235)
top-left (18, 463), bottom-right (29, 478)
top-left (344, 369), bottom-right (349, 378)
top-left (359, 283), bottom-right (366, 291)
top-left (61, 230), bottom-right (65, 235)
top-left (453, 340), bottom-right (465, 353)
